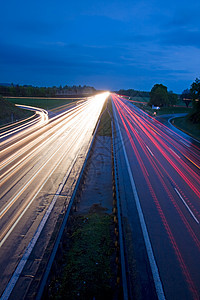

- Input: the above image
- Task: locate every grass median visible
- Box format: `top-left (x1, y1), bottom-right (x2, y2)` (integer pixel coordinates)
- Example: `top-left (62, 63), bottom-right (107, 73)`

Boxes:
top-left (48, 212), bottom-right (116, 300)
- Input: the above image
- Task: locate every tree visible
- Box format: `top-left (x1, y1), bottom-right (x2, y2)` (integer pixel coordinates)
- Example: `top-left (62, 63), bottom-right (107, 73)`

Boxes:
top-left (149, 84), bottom-right (169, 107)
top-left (168, 91), bottom-right (178, 106)
top-left (190, 78), bottom-right (200, 99)
top-left (189, 78), bottom-right (200, 123)
top-left (180, 89), bottom-right (192, 107)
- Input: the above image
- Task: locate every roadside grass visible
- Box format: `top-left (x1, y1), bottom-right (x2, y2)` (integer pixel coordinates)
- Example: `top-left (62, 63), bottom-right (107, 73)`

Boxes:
top-left (134, 103), bottom-right (192, 116)
top-left (131, 96), bottom-right (149, 103)
top-left (6, 97), bottom-right (79, 110)
top-left (0, 97), bottom-right (33, 126)
top-left (172, 117), bottom-right (200, 141)
top-left (156, 106), bottom-right (192, 115)
top-left (97, 110), bottom-right (112, 136)
top-left (48, 212), bottom-right (116, 300)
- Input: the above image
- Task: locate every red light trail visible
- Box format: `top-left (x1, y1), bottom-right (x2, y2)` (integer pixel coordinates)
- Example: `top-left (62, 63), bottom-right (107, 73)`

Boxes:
top-left (112, 93), bottom-right (200, 300)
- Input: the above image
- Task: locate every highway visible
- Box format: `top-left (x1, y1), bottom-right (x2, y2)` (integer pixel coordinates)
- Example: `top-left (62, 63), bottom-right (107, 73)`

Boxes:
top-left (0, 92), bottom-right (108, 298)
top-left (112, 94), bottom-right (200, 300)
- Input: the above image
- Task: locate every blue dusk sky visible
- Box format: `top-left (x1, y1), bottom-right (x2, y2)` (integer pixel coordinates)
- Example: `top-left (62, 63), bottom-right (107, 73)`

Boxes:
top-left (0, 0), bottom-right (200, 93)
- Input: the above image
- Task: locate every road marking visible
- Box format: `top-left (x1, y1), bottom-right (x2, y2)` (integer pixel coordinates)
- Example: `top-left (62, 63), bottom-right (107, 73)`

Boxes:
top-left (113, 102), bottom-right (166, 300)
top-left (181, 140), bottom-right (190, 147)
top-left (174, 188), bottom-right (199, 224)
top-left (169, 148), bottom-right (180, 159)
top-left (146, 145), bottom-right (154, 156)
top-left (148, 125), bottom-right (160, 135)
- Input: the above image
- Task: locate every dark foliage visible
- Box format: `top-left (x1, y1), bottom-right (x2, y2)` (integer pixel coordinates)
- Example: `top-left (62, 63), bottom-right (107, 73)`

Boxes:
top-left (149, 84), bottom-right (178, 107)
top-left (180, 89), bottom-right (193, 107)
top-left (189, 78), bottom-right (200, 123)
top-left (116, 89), bottom-right (150, 98)
top-left (0, 84), bottom-right (96, 97)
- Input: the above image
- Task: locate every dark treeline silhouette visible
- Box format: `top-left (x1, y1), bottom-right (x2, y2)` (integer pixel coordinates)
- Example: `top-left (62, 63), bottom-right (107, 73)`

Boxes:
top-left (0, 84), bottom-right (96, 97)
top-left (188, 78), bottom-right (200, 123)
top-left (115, 89), bottom-right (150, 98)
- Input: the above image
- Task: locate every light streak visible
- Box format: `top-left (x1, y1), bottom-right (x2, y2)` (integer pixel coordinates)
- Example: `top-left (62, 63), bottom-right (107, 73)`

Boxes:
top-left (114, 95), bottom-right (200, 199)
top-left (146, 145), bottom-right (154, 156)
top-left (112, 94), bottom-right (200, 299)
top-left (0, 92), bottom-right (109, 248)
top-left (184, 155), bottom-right (200, 169)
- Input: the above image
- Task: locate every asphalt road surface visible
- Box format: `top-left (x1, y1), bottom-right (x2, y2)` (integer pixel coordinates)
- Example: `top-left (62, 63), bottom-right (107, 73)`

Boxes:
top-left (0, 93), bottom-right (108, 299)
top-left (112, 94), bottom-right (200, 300)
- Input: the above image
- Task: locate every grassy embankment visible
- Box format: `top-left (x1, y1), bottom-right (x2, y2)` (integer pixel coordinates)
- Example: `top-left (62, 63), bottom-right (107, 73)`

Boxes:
top-left (132, 97), bottom-right (191, 116)
top-left (172, 117), bottom-right (200, 141)
top-left (6, 97), bottom-right (79, 110)
top-left (0, 97), bottom-right (81, 126)
top-left (0, 97), bottom-right (33, 126)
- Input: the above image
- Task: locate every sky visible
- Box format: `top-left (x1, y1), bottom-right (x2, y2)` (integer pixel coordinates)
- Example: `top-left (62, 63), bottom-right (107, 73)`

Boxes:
top-left (1, 0), bottom-right (200, 93)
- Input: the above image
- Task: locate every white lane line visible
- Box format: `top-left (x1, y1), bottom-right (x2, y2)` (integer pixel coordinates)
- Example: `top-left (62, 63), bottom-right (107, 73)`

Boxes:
top-left (113, 103), bottom-right (166, 300)
top-left (174, 188), bottom-right (199, 224)
top-left (180, 140), bottom-right (190, 147)
top-left (169, 148), bottom-right (180, 159)
top-left (146, 145), bottom-right (154, 157)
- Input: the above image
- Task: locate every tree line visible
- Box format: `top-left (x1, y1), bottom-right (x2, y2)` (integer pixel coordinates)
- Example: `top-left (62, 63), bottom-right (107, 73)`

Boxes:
top-left (185, 78), bottom-right (200, 123)
top-left (0, 84), bottom-right (96, 97)
top-left (115, 89), bottom-right (150, 98)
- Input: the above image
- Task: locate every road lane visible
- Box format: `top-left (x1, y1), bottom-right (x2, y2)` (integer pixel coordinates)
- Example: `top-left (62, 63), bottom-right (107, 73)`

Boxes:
top-left (112, 94), bottom-right (200, 300)
top-left (0, 92), bottom-right (109, 297)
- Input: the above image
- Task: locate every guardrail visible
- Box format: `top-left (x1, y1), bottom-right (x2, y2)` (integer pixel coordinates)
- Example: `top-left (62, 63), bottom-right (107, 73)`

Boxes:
top-left (111, 119), bottom-right (129, 300)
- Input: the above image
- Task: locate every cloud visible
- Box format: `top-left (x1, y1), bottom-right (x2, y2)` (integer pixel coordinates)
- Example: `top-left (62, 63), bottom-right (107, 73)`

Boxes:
top-left (160, 29), bottom-right (200, 48)
top-left (1, 0), bottom-right (200, 93)
top-left (0, 42), bottom-right (121, 77)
